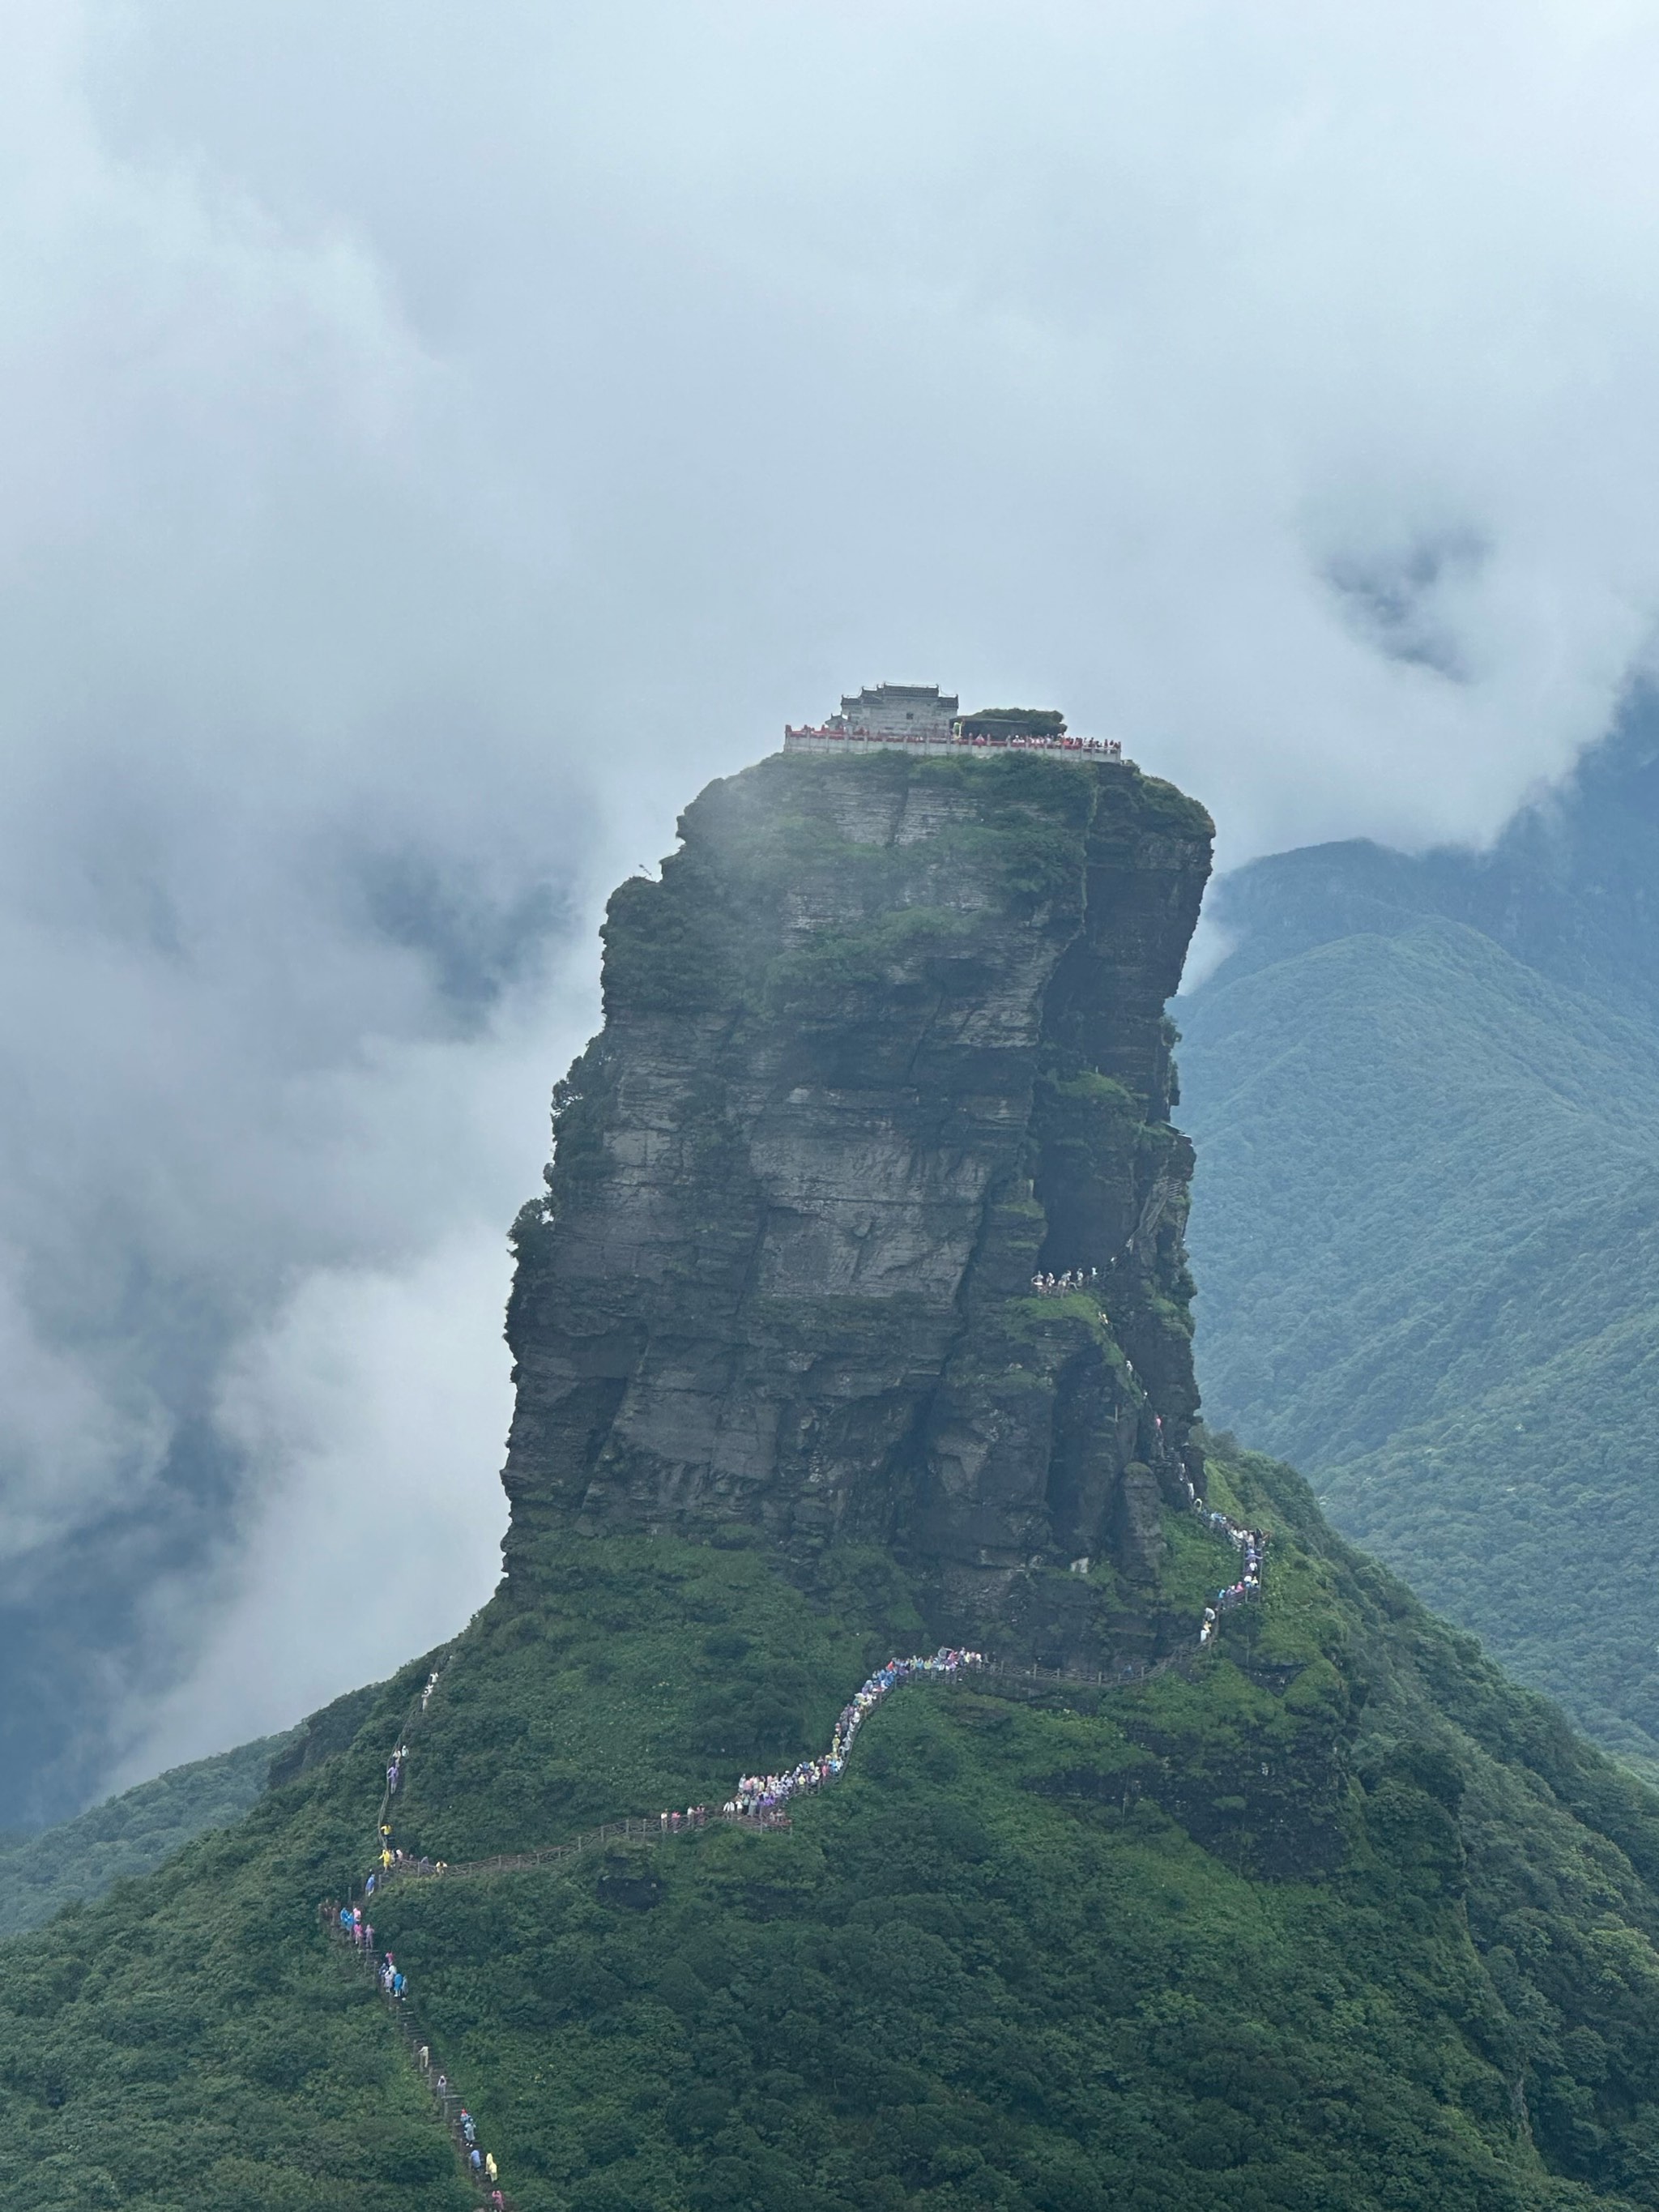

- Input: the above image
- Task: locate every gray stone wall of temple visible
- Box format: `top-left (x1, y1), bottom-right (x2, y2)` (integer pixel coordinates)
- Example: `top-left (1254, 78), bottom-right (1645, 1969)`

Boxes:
top-left (833, 682), bottom-right (959, 736)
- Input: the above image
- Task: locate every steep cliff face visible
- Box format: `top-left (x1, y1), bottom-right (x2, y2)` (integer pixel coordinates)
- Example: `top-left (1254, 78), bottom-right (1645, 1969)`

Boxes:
top-left (502, 749), bottom-right (1213, 1659)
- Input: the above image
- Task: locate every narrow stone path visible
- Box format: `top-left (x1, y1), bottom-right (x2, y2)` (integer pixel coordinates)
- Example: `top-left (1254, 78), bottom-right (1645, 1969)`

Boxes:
top-left (323, 1500), bottom-right (1269, 2208)
top-left (324, 1913), bottom-right (516, 2205)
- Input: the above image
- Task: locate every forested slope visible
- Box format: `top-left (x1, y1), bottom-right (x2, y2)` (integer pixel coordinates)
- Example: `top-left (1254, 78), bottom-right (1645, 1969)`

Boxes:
top-left (0, 1732), bottom-right (291, 1937)
top-left (1179, 710), bottom-right (1659, 1772)
top-left (11, 1450), bottom-right (1659, 2210)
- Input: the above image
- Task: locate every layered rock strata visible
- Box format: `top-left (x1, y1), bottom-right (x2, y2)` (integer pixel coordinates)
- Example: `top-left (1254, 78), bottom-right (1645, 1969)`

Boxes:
top-left (502, 749), bottom-right (1213, 1657)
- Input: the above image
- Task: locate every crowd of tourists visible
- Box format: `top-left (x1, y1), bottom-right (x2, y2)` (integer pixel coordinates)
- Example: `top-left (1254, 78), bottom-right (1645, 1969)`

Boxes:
top-left (417, 2065), bottom-right (506, 2204)
top-left (1191, 1500), bottom-right (1266, 1646)
top-left (365, 1840), bottom-right (446, 1891)
top-left (1030, 1266), bottom-right (1104, 1295)
top-left (659, 1805), bottom-right (711, 1831)
top-left (335, 1903), bottom-right (411, 2002)
top-left (783, 724), bottom-right (1123, 757)
top-left (723, 1647), bottom-right (986, 1818)
top-left (322, 1505), bottom-right (1266, 2203)
top-left (324, 1902), bottom-right (509, 2207)
top-left (444, 2091), bottom-right (503, 2201)
top-left (978, 732), bottom-right (1121, 754)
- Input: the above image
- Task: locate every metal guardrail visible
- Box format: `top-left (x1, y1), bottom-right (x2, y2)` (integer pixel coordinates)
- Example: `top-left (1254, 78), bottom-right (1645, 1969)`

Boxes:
top-left (961, 1655), bottom-right (1185, 1690)
top-left (372, 1808), bottom-right (789, 1890)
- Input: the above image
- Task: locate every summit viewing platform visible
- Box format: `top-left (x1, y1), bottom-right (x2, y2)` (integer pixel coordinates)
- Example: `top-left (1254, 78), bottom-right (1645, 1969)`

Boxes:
top-left (783, 681), bottom-right (1124, 760)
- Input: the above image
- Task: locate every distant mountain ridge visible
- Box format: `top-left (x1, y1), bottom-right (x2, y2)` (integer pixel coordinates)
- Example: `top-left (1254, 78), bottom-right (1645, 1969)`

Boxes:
top-left (1179, 694), bottom-right (1659, 1768)
top-left (1207, 698), bottom-right (1659, 1016)
top-left (0, 1729), bottom-right (290, 1934)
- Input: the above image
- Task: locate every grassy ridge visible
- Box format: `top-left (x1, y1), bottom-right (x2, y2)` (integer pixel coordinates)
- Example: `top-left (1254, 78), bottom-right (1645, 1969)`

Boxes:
top-left (9, 1463), bottom-right (1659, 2208)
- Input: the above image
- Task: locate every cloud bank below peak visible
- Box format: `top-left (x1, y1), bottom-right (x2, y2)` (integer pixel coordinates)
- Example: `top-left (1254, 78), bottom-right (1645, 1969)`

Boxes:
top-left (6, 0), bottom-right (1659, 1810)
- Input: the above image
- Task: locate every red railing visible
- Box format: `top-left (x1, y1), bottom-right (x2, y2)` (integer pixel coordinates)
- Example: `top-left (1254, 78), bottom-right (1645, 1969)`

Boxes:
top-left (783, 724), bottom-right (1124, 758)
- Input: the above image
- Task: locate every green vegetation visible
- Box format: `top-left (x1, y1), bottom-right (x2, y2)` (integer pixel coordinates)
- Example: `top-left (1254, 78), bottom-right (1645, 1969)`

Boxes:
top-left (0, 1731), bottom-right (291, 1937)
top-left (0, 1674), bottom-right (471, 2212)
top-left (956, 707), bottom-right (1068, 736)
top-left (11, 1460), bottom-right (1659, 2208)
top-left (1117, 771), bottom-right (1217, 843)
top-left (597, 748), bottom-right (1106, 1034)
top-left (13, 742), bottom-right (1659, 2209)
top-left (1179, 914), bottom-right (1659, 1772)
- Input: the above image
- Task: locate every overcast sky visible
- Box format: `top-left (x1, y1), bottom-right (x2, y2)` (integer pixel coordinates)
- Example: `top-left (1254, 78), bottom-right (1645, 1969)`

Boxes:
top-left (6, 0), bottom-right (1659, 1818)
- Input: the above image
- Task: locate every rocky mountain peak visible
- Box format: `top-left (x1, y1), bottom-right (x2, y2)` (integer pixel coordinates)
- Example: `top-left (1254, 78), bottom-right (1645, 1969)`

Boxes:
top-left (501, 747), bottom-right (1213, 1662)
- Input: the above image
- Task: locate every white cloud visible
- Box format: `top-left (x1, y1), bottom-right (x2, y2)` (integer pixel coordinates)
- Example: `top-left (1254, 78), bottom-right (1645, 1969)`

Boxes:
top-left (0, 1251), bottom-right (168, 1561)
top-left (113, 1223), bottom-right (518, 1782)
top-left (1179, 918), bottom-right (1237, 998)
top-left (6, 0), bottom-right (1659, 1804)
top-left (83, 0), bottom-right (1659, 866)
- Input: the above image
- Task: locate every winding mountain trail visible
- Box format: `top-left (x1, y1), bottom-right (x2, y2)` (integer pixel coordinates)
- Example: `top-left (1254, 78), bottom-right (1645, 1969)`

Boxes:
top-left (323, 1503), bottom-right (1269, 2208)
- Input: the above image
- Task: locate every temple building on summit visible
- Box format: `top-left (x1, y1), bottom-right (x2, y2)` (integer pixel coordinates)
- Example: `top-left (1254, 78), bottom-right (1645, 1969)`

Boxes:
top-left (784, 681), bottom-right (1121, 758)
top-left (832, 683), bottom-right (959, 737)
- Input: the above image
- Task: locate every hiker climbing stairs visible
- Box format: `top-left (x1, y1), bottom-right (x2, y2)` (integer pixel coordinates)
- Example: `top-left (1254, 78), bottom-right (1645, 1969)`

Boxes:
top-left (321, 1494), bottom-right (1269, 2207)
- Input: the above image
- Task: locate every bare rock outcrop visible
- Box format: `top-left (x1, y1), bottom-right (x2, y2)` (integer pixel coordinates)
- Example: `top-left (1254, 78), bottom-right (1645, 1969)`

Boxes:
top-left (501, 748), bottom-right (1213, 1660)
